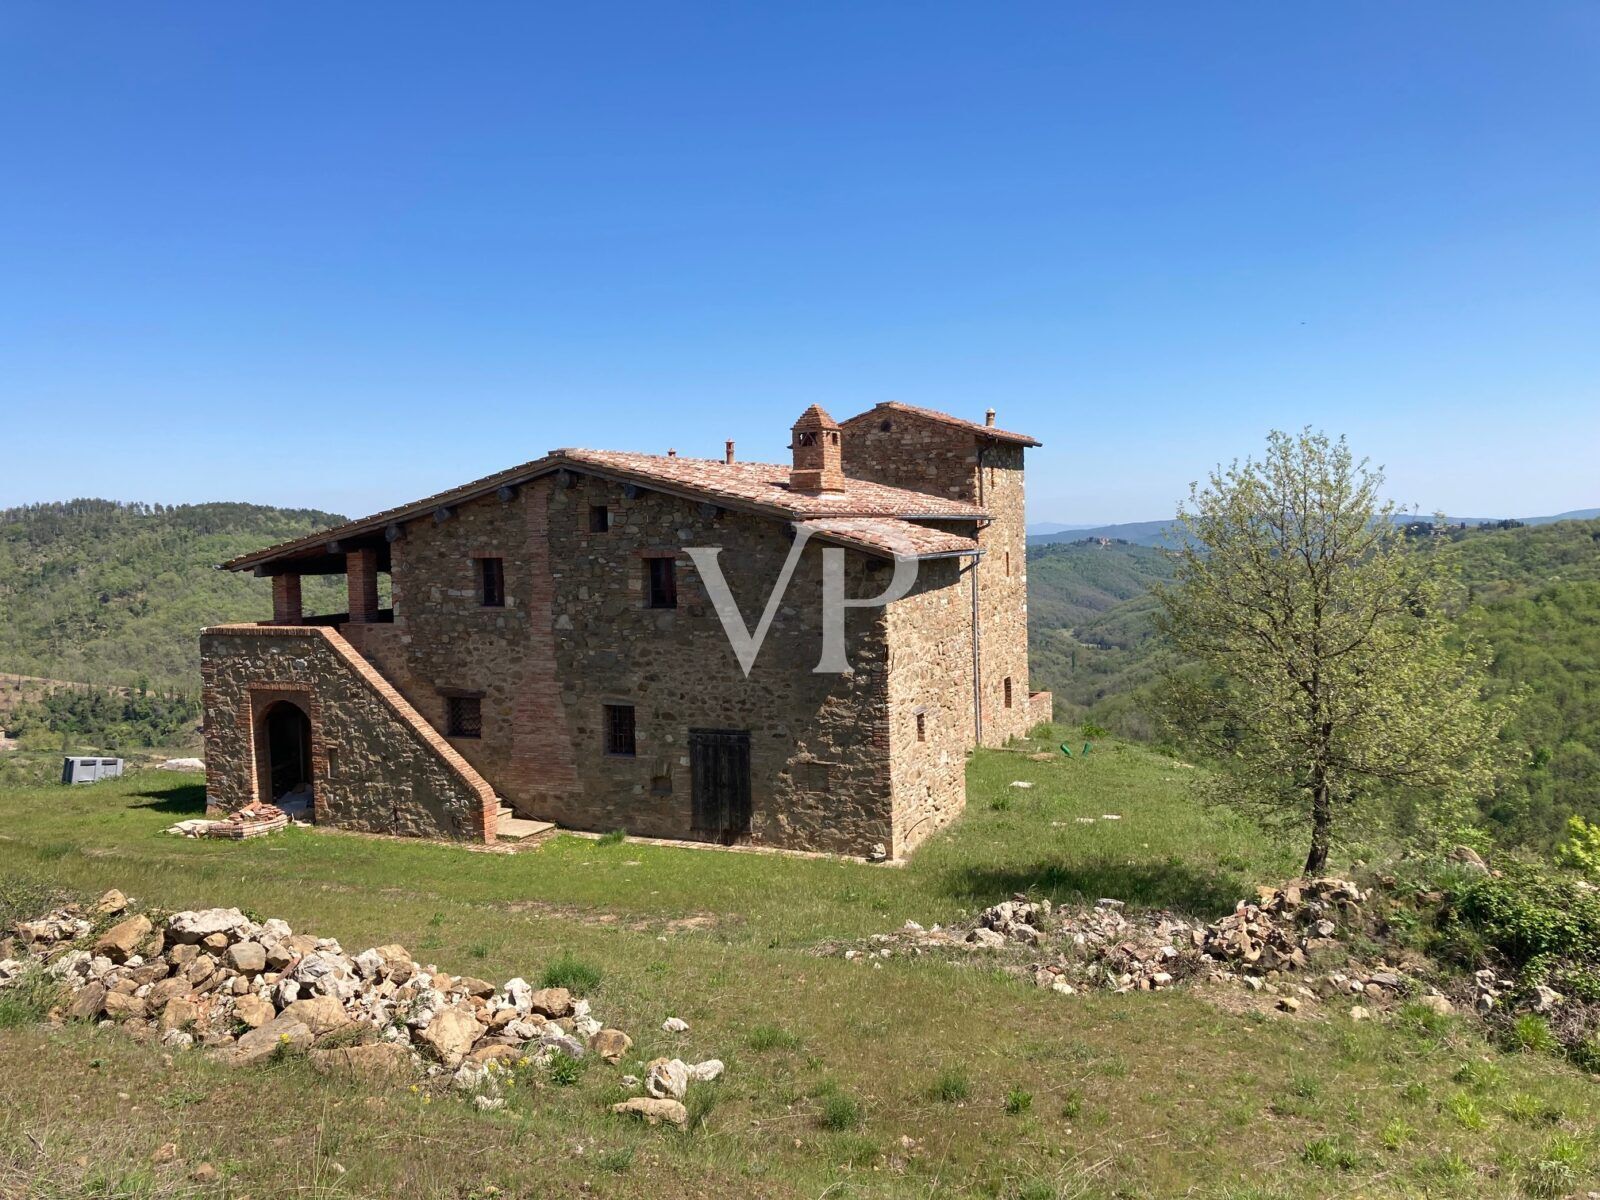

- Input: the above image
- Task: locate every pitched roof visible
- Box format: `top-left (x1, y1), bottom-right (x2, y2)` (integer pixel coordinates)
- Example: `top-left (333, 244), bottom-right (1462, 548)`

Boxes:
top-left (842, 401), bottom-right (1041, 447)
top-left (221, 447), bottom-right (985, 572)
top-left (797, 517), bottom-right (980, 559)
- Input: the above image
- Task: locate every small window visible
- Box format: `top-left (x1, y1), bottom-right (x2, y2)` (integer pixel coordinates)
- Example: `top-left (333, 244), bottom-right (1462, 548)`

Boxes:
top-left (1005, 551), bottom-right (1011, 577)
top-left (916, 712), bottom-right (926, 743)
top-left (1003, 678), bottom-right (1014, 709)
top-left (646, 556), bottom-right (677, 609)
top-left (589, 505), bottom-right (610, 533)
top-left (447, 695), bottom-right (482, 739)
top-left (604, 704), bottom-right (636, 756)
top-left (479, 557), bottom-right (505, 607)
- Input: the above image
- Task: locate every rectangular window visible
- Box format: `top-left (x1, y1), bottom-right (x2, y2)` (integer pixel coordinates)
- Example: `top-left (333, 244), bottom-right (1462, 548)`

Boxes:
top-left (646, 556), bottom-right (677, 609)
top-left (446, 695), bottom-right (481, 739)
top-left (1003, 677), bottom-right (1014, 709)
top-left (479, 557), bottom-right (505, 607)
top-left (603, 704), bottom-right (636, 756)
top-left (916, 712), bottom-right (927, 743)
top-left (589, 505), bottom-right (610, 533)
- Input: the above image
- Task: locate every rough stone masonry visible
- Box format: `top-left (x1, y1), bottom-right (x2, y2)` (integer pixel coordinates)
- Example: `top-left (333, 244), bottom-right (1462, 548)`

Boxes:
top-left (202, 402), bottom-right (1051, 856)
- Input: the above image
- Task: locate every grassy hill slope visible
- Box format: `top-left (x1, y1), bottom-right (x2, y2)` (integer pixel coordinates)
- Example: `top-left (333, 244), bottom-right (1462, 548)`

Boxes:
top-left (2, 738), bottom-right (1597, 1198)
top-left (0, 500), bottom-right (346, 691)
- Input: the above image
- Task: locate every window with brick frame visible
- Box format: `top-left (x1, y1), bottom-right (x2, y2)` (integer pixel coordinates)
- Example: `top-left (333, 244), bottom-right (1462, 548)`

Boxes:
top-left (478, 557), bottom-right (505, 607)
top-left (446, 695), bottom-right (482, 739)
top-left (589, 504), bottom-right (610, 533)
top-left (645, 556), bottom-right (677, 609)
top-left (603, 704), bottom-right (636, 756)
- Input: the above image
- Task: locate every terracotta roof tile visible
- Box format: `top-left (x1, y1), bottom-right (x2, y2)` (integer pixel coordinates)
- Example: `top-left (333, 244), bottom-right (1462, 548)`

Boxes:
top-left (842, 401), bottom-right (1041, 446)
top-left (562, 449), bottom-right (983, 519)
top-left (222, 447), bottom-right (984, 571)
top-left (797, 517), bottom-right (981, 559)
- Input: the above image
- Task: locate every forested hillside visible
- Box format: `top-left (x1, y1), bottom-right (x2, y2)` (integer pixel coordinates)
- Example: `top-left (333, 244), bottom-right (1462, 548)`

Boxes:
top-left (0, 500), bottom-right (345, 691)
top-left (1028, 517), bottom-right (1600, 847)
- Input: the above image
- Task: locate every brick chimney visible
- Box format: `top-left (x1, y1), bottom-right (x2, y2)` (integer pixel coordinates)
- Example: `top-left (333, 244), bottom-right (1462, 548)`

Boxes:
top-left (790, 405), bottom-right (845, 492)
top-left (985, 408), bottom-right (996, 427)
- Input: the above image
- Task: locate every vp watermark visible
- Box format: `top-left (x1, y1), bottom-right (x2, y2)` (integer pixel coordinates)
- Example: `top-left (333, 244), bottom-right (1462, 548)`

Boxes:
top-left (684, 524), bottom-right (920, 676)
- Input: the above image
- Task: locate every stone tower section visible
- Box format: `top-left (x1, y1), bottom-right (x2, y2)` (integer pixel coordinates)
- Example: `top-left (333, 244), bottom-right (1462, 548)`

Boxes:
top-left (839, 402), bottom-right (1041, 747)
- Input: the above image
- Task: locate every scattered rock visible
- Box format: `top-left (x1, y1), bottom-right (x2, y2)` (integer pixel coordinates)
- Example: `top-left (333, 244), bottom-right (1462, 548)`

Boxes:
top-left (94, 915), bottom-right (152, 964)
top-left (233, 994), bottom-right (275, 1029)
top-left (645, 1057), bottom-right (690, 1100)
top-left (94, 890), bottom-right (128, 916)
top-left (225, 942), bottom-right (267, 976)
top-left (1416, 994), bottom-right (1453, 1016)
top-left (591, 1028), bottom-right (633, 1063)
top-left (528, 987), bottom-right (572, 1018)
top-left (661, 1016), bottom-right (689, 1033)
top-left (416, 1005), bottom-right (482, 1068)
top-left (611, 1097), bottom-right (688, 1128)
top-left (229, 1015), bottom-right (314, 1067)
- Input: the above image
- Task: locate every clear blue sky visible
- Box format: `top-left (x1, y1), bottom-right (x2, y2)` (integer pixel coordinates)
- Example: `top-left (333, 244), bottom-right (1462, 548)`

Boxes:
top-left (3, 4), bottom-right (1597, 524)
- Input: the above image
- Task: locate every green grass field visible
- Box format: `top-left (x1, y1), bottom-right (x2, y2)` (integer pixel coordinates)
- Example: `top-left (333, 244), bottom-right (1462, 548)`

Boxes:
top-left (1, 731), bottom-right (1596, 1199)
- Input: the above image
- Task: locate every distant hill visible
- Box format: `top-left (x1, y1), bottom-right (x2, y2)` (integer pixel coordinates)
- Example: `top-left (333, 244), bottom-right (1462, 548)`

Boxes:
top-left (1026, 508), bottom-right (1600, 549)
top-left (0, 500), bottom-right (346, 691)
top-left (1029, 520), bottom-right (1181, 548)
top-left (1027, 515), bottom-right (1600, 846)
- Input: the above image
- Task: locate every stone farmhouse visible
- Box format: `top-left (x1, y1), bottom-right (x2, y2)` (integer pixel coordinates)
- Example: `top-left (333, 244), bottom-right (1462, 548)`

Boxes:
top-left (201, 402), bottom-right (1048, 859)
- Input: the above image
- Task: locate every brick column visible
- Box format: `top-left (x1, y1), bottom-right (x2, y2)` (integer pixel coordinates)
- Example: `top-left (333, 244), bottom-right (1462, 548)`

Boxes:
top-left (346, 548), bottom-right (380, 623)
top-left (271, 574), bottom-right (303, 624)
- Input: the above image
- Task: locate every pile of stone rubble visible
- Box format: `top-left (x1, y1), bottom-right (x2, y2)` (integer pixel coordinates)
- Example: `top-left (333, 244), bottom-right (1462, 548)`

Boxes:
top-left (0, 891), bottom-right (720, 1128)
top-left (837, 877), bottom-right (1458, 1014)
top-left (164, 800), bottom-right (290, 840)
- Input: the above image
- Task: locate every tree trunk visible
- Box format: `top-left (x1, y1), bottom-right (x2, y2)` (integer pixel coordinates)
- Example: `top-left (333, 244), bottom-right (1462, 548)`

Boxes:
top-left (1303, 785), bottom-right (1331, 876)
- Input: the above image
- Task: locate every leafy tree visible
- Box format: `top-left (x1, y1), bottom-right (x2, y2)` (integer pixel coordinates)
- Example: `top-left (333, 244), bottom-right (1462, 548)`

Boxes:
top-left (1152, 429), bottom-right (1507, 875)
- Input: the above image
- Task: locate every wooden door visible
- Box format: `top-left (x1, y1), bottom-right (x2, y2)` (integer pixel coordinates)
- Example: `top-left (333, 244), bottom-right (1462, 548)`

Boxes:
top-left (689, 729), bottom-right (751, 841)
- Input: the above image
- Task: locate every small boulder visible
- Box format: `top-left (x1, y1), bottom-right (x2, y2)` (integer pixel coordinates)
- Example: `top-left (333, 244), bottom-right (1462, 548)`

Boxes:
top-left (415, 1005), bottom-right (482, 1068)
top-left (94, 915), bottom-right (153, 964)
top-left (159, 997), bottom-right (200, 1035)
top-left (661, 1016), bottom-right (689, 1033)
top-left (280, 994), bottom-right (351, 1038)
top-left (233, 994), bottom-right (275, 1029)
top-left (94, 890), bottom-right (128, 916)
top-left (228, 1015), bottom-right (314, 1066)
top-left (167, 908), bottom-right (251, 945)
top-left (1532, 985), bottom-right (1563, 1013)
top-left (67, 982), bottom-right (108, 1022)
top-left (457, 976), bottom-right (496, 999)
top-left (645, 1057), bottom-right (689, 1100)
top-left (688, 1059), bottom-right (724, 1082)
top-left (226, 942), bottom-right (267, 976)
top-left (528, 987), bottom-right (572, 1018)
top-left (1416, 994), bottom-right (1453, 1016)
top-left (611, 1097), bottom-right (688, 1128)
top-left (103, 992), bottom-right (148, 1022)
top-left (591, 1028), bottom-right (633, 1063)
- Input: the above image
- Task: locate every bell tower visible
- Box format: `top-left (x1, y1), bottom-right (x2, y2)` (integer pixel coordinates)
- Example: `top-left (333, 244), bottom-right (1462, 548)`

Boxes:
top-left (789, 405), bottom-right (846, 493)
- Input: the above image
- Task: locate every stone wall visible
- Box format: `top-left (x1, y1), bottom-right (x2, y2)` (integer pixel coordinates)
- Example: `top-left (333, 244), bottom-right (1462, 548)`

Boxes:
top-left (381, 478), bottom-right (578, 816)
top-left (884, 556), bottom-right (975, 856)
top-left (543, 475), bottom-right (896, 855)
top-left (200, 625), bottom-right (494, 840)
top-left (839, 411), bottom-right (1034, 746)
top-left (972, 442), bottom-right (1033, 746)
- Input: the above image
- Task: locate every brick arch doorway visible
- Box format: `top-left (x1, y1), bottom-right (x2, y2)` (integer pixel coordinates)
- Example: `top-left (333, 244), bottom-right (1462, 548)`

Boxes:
top-left (260, 699), bottom-right (314, 819)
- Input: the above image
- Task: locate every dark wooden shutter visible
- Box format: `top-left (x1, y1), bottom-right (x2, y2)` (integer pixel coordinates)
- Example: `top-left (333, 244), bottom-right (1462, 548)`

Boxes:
top-left (690, 729), bottom-right (751, 838)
